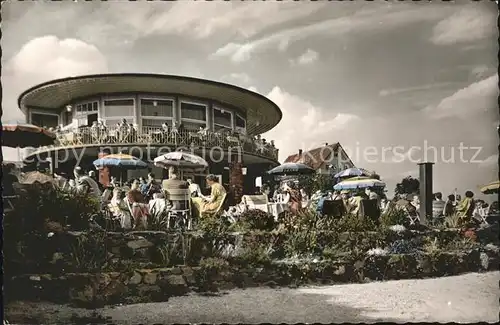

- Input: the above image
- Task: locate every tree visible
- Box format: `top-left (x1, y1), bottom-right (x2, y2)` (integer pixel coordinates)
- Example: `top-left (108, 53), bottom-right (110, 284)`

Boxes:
top-left (394, 176), bottom-right (420, 198)
top-left (298, 173), bottom-right (335, 195)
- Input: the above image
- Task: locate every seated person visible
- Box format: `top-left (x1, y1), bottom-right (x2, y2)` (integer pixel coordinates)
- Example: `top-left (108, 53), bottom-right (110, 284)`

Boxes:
top-left (187, 178), bottom-right (202, 198)
top-left (348, 190), bottom-right (365, 217)
top-left (191, 174), bottom-right (227, 218)
top-left (162, 167), bottom-right (189, 210)
top-left (142, 172), bottom-right (161, 200)
top-left (2, 164), bottom-right (19, 197)
top-left (456, 191), bottom-right (475, 224)
top-left (108, 188), bottom-right (132, 230)
top-left (149, 192), bottom-right (171, 216)
top-left (283, 182), bottom-right (302, 215)
top-left (127, 180), bottom-right (146, 204)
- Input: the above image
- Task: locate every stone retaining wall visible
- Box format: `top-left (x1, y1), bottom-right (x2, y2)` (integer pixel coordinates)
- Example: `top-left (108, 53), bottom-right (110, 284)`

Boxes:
top-left (8, 249), bottom-right (497, 308)
top-left (10, 226), bottom-right (495, 275)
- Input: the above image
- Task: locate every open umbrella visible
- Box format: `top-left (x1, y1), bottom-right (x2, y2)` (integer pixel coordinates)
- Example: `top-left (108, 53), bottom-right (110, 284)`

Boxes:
top-left (334, 167), bottom-right (371, 178)
top-left (93, 153), bottom-right (148, 169)
top-left (1, 122), bottom-right (56, 148)
top-left (480, 180), bottom-right (500, 195)
top-left (154, 151), bottom-right (208, 179)
top-left (93, 154), bottom-right (148, 185)
top-left (333, 176), bottom-right (385, 191)
top-left (19, 171), bottom-right (55, 185)
top-left (267, 162), bottom-right (315, 176)
top-left (154, 151), bottom-right (208, 170)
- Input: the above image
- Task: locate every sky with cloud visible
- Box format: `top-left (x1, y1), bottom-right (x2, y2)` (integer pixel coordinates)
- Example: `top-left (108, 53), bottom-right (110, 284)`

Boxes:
top-left (1, 0), bottom-right (498, 198)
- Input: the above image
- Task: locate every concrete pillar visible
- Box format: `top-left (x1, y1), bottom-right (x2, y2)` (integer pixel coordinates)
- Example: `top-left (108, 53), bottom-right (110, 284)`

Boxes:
top-left (228, 153), bottom-right (244, 205)
top-left (418, 162), bottom-right (434, 225)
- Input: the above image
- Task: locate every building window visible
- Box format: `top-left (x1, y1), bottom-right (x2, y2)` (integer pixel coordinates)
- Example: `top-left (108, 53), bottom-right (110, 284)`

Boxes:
top-left (213, 107), bottom-right (232, 132)
top-left (142, 119), bottom-right (172, 128)
top-left (31, 113), bottom-right (59, 128)
top-left (235, 114), bottom-right (246, 133)
top-left (103, 99), bottom-right (135, 117)
top-left (140, 99), bottom-right (173, 117)
top-left (180, 101), bottom-right (207, 130)
top-left (103, 118), bottom-right (134, 127)
top-left (181, 102), bottom-right (206, 121)
top-left (75, 101), bottom-right (98, 115)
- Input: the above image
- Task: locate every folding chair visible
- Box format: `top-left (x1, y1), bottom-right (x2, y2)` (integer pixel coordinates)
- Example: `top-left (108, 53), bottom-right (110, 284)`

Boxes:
top-left (165, 188), bottom-right (192, 229)
top-left (404, 205), bottom-right (420, 225)
top-left (477, 206), bottom-right (490, 225)
top-left (2, 195), bottom-right (18, 214)
top-left (362, 199), bottom-right (381, 224)
top-left (242, 194), bottom-right (269, 213)
top-left (321, 200), bottom-right (345, 219)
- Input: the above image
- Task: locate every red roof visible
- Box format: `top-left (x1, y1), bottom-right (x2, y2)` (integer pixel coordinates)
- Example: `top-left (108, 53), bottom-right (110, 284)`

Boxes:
top-left (284, 142), bottom-right (353, 170)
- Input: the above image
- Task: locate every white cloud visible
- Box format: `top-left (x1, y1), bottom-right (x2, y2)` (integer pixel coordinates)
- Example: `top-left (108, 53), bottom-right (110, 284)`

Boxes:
top-left (424, 74), bottom-right (498, 119)
top-left (478, 154), bottom-right (498, 169)
top-left (291, 49), bottom-right (319, 66)
top-left (430, 5), bottom-right (495, 45)
top-left (2, 35), bottom-right (108, 160)
top-left (262, 87), bottom-right (359, 162)
top-left (379, 82), bottom-right (457, 97)
top-left (470, 65), bottom-right (490, 80)
top-left (212, 5), bottom-right (455, 63)
top-left (220, 73), bottom-right (252, 86)
top-left (101, 1), bottom-right (325, 43)
top-left (7, 36), bottom-right (107, 78)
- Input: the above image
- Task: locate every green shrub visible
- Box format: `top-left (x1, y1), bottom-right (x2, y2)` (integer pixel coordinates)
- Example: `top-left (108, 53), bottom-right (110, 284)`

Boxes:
top-left (333, 214), bottom-right (378, 233)
top-left (66, 230), bottom-right (110, 272)
top-left (380, 207), bottom-right (408, 227)
top-left (12, 186), bottom-right (100, 231)
top-left (236, 209), bottom-right (276, 231)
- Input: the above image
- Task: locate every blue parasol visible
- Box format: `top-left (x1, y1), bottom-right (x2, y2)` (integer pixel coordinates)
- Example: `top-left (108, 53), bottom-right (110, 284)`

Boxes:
top-left (93, 153), bottom-right (148, 169)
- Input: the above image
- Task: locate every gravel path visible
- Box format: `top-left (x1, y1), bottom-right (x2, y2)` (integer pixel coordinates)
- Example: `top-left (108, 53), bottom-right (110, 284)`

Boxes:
top-left (6, 272), bottom-right (499, 324)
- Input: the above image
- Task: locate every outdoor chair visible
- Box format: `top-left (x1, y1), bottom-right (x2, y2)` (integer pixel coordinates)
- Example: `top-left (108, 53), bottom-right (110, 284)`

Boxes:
top-left (321, 200), bottom-right (345, 218)
top-left (476, 205), bottom-right (491, 224)
top-left (404, 205), bottom-right (420, 225)
top-left (362, 199), bottom-right (380, 224)
top-left (242, 194), bottom-right (269, 213)
top-left (165, 188), bottom-right (192, 229)
top-left (2, 195), bottom-right (19, 214)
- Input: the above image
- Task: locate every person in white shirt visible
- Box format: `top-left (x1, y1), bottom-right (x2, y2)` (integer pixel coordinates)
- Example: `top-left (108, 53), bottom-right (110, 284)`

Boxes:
top-left (187, 178), bottom-right (203, 198)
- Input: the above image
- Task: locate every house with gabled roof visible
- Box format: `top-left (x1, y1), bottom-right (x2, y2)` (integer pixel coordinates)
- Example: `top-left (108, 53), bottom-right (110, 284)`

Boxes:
top-left (283, 142), bottom-right (355, 175)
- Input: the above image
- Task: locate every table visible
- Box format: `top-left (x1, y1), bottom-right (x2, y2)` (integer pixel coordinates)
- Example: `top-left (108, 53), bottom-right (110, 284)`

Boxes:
top-left (268, 202), bottom-right (289, 220)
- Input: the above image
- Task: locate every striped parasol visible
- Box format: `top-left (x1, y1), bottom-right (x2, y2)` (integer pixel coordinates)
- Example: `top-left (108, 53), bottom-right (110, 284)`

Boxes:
top-left (334, 167), bottom-right (371, 178)
top-left (153, 152), bottom-right (208, 170)
top-left (1, 122), bottom-right (56, 148)
top-left (93, 154), bottom-right (148, 169)
top-left (333, 176), bottom-right (386, 191)
top-left (479, 180), bottom-right (500, 195)
top-left (267, 162), bottom-right (315, 176)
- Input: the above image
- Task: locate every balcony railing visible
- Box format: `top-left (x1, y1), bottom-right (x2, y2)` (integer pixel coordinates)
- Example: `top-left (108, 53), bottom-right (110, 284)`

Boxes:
top-left (37, 125), bottom-right (279, 160)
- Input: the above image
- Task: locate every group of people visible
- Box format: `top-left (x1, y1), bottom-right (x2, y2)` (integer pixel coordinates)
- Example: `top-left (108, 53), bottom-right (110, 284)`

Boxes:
top-left (432, 191), bottom-right (498, 224)
top-left (70, 166), bottom-right (227, 230)
top-left (50, 118), bottom-right (278, 160)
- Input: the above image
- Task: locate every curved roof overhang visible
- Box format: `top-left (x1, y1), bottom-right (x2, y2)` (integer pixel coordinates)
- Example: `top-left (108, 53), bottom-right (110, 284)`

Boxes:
top-left (22, 144), bottom-right (280, 167)
top-left (18, 73), bottom-right (282, 135)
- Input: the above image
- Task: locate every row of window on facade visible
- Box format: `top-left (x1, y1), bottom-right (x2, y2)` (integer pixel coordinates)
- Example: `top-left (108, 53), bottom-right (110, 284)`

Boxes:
top-left (31, 98), bottom-right (247, 132)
